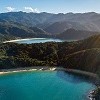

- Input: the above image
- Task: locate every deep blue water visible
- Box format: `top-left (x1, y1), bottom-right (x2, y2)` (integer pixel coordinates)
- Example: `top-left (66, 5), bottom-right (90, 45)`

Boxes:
top-left (0, 71), bottom-right (95, 100)
top-left (14, 38), bottom-right (63, 44)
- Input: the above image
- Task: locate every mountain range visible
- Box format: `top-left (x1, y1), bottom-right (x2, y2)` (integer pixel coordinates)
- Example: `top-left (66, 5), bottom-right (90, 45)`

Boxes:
top-left (0, 12), bottom-right (100, 41)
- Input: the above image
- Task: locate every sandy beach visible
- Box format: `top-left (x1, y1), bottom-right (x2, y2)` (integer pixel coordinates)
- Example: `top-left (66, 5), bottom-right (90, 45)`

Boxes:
top-left (3, 38), bottom-right (47, 43)
top-left (0, 69), bottom-right (37, 75)
top-left (0, 67), bottom-right (57, 75)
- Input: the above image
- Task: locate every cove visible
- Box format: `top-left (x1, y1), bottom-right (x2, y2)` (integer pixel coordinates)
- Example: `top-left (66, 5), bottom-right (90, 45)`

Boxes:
top-left (0, 71), bottom-right (95, 100)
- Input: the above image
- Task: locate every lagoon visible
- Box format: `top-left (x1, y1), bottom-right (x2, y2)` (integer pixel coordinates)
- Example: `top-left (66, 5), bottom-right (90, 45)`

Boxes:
top-left (0, 71), bottom-right (95, 100)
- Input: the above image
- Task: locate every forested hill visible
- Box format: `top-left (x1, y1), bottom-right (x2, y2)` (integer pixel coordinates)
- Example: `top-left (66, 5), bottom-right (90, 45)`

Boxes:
top-left (0, 21), bottom-right (50, 42)
top-left (0, 35), bottom-right (100, 76)
top-left (56, 28), bottom-right (99, 40)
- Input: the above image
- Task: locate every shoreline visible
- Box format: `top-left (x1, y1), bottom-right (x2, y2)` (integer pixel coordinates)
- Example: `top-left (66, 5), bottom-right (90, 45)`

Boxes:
top-left (65, 69), bottom-right (99, 100)
top-left (0, 67), bottom-right (98, 79)
top-left (0, 67), bottom-right (57, 75)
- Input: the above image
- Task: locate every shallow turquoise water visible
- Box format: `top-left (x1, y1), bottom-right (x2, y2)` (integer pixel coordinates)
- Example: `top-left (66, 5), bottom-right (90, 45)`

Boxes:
top-left (14, 38), bottom-right (62, 44)
top-left (0, 71), bottom-right (95, 100)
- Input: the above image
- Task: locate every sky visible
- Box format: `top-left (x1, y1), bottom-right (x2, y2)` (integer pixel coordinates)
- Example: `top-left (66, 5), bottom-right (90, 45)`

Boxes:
top-left (0, 0), bottom-right (100, 13)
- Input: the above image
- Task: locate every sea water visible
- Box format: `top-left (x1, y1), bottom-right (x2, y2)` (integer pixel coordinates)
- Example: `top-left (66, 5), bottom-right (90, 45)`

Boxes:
top-left (0, 71), bottom-right (95, 100)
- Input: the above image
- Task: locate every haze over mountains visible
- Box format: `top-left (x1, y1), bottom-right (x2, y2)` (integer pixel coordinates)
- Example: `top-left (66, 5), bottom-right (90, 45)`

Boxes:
top-left (0, 11), bottom-right (100, 42)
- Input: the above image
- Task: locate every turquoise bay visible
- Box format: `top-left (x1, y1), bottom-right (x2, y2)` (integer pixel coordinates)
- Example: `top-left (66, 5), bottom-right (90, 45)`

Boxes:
top-left (0, 71), bottom-right (95, 100)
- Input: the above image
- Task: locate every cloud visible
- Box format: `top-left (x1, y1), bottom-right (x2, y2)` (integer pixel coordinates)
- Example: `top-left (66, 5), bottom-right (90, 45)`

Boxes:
top-left (6, 7), bottom-right (15, 12)
top-left (5, 6), bottom-right (39, 13)
top-left (24, 7), bottom-right (39, 13)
